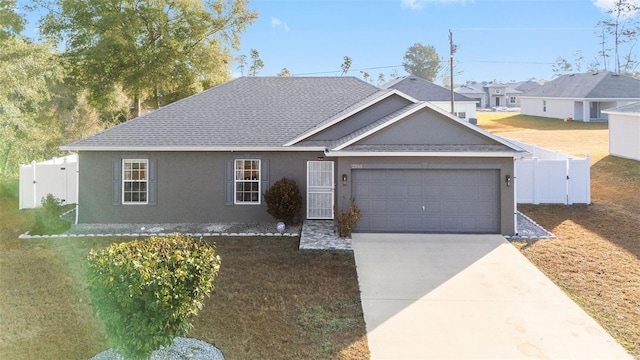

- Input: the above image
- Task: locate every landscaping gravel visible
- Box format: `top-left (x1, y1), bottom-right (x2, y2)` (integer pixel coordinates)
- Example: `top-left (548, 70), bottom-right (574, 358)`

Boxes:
top-left (66, 222), bottom-right (301, 236)
top-left (89, 337), bottom-right (224, 360)
top-left (509, 211), bottom-right (555, 240)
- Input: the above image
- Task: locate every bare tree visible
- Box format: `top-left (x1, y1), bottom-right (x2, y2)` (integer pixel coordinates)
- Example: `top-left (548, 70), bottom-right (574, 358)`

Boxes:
top-left (596, 0), bottom-right (639, 73)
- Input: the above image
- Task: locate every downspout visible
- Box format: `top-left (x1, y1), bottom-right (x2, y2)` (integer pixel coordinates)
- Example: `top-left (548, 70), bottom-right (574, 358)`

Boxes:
top-left (513, 158), bottom-right (518, 236)
top-left (74, 153), bottom-right (79, 225)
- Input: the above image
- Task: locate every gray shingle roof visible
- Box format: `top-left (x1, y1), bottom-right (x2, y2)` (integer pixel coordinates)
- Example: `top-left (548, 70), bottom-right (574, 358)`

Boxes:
top-left (62, 77), bottom-right (380, 149)
top-left (523, 71), bottom-right (640, 99)
top-left (602, 101), bottom-right (640, 114)
top-left (382, 76), bottom-right (474, 102)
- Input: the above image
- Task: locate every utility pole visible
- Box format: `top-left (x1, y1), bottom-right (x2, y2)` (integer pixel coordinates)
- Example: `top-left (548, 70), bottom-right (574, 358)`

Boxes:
top-left (449, 29), bottom-right (455, 114)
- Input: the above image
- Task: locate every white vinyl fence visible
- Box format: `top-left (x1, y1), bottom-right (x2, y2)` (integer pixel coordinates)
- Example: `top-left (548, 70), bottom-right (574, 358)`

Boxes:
top-left (508, 139), bottom-right (591, 205)
top-left (19, 154), bottom-right (78, 209)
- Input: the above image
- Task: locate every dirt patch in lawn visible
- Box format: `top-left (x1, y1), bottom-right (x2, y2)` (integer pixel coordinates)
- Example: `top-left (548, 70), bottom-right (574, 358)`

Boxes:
top-left (478, 113), bottom-right (640, 357)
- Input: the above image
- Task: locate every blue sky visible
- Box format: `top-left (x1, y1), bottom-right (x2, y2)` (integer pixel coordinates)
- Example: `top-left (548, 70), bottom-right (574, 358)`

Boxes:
top-left (17, 0), bottom-right (632, 83)
top-left (233, 0), bottom-right (628, 82)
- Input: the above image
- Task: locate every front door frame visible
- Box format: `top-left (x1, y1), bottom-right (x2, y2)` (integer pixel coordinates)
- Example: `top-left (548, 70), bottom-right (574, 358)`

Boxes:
top-left (306, 161), bottom-right (335, 219)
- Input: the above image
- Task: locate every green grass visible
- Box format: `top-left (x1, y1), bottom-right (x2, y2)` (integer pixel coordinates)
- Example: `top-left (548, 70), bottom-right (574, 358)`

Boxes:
top-left (0, 181), bottom-right (369, 360)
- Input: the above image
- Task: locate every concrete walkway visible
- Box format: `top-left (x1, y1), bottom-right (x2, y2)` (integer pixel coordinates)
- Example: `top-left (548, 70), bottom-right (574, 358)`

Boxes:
top-left (352, 234), bottom-right (631, 360)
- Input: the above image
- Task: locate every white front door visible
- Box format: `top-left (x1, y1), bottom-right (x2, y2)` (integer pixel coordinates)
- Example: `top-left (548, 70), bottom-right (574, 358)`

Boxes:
top-left (307, 161), bottom-right (334, 219)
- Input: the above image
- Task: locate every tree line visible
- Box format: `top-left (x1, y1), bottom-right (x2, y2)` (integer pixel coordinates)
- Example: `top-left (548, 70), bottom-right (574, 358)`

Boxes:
top-left (553, 0), bottom-right (639, 77)
top-left (0, 0), bottom-right (257, 179)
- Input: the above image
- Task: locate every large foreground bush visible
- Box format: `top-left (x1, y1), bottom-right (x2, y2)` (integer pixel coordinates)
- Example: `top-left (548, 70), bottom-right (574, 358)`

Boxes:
top-left (87, 234), bottom-right (221, 360)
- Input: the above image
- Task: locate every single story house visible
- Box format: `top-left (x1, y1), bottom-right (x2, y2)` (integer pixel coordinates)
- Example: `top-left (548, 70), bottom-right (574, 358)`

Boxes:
top-left (454, 82), bottom-right (487, 108)
top-left (504, 81), bottom-right (542, 108)
top-left (520, 71), bottom-right (640, 121)
top-left (455, 81), bottom-right (541, 109)
top-left (381, 76), bottom-right (477, 120)
top-left (61, 77), bottom-right (525, 235)
top-left (602, 101), bottom-right (640, 161)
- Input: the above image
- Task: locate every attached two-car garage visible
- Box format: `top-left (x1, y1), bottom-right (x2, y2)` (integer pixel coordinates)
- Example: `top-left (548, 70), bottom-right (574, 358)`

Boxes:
top-left (352, 168), bottom-right (500, 233)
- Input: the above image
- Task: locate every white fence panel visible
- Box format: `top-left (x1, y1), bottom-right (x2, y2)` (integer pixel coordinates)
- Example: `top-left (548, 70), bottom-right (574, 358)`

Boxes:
top-left (568, 156), bottom-right (591, 204)
top-left (533, 160), bottom-right (568, 204)
top-left (19, 155), bottom-right (78, 209)
top-left (508, 138), bottom-right (590, 205)
top-left (515, 160), bottom-right (535, 203)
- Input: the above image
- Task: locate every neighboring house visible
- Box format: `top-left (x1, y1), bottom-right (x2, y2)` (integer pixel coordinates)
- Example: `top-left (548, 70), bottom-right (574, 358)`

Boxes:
top-left (381, 76), bottom-right (477, 120)
top-left (61, 77), bottom-right (525, 235)
top-left (455, 81), bottom-right (542, 109)
top-left (504, 81), bottom-right (542, 108)
top-left (485, 83), bottom-right (508, 108)
top-left (520, 71), bottom-right (640, 121)
top-left (602, 101), bottom-right (640, 161)
top-left (454, 82), bottom-right (487, 108)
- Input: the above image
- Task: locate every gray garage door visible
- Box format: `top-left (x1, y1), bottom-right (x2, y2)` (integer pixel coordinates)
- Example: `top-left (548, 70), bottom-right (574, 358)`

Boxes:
top-left (352, 169), bottom-right (500, 233)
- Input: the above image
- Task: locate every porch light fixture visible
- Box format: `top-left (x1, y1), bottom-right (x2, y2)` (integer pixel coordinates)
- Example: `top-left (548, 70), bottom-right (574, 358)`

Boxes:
top-left (505, 174), bottom-right (511, 187)
top-left (342, 174), bottom-right (348, 185)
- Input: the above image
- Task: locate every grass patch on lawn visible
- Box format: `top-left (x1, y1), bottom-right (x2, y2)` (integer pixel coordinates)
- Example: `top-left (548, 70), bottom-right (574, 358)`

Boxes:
top-left (478, 113), bottom-right (640, 357)
top-left (477, 112), bottom-right (609, 162)
top-left (0, 181), bottom-right (368, 360)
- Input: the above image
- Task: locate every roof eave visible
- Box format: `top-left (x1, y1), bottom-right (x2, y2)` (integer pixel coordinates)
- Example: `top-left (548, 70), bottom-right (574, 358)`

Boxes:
top-left (59, 145), bottom-right (329, 152)
top-left (325, 150), bottom-right (524, 158)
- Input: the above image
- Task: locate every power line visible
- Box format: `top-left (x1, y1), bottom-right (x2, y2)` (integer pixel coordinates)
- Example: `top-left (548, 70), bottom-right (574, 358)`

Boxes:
top-left (291, 59), bottom-right (554, 77)
top-left (453, 27), bottom-right (595, 31)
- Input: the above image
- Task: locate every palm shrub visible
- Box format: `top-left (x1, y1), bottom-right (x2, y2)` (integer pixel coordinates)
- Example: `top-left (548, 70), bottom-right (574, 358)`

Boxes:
top-left (263, 177), bottom-right (303, 224)
top-left (86, 234), bottom-right (221, 360)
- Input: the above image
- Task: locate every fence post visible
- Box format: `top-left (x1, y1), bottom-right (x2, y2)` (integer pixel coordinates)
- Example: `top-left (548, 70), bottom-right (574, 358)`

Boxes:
top-left (566, 158), bottom-right (572, 205)
top-left (31, 160), bottom-right (37, 208)
top-left (533, 158), bottom-right (539, 204)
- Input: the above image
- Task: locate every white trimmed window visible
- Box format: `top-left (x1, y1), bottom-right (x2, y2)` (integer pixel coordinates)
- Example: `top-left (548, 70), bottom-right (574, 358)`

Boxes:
top-left (509, 96), bottom-right (517, 104)
top-left (122, 159), bottom-right (148, 204)
top-left (495, 89), bottom-right (502, 94)
top-left (234, 159), bottom-right (260, 204)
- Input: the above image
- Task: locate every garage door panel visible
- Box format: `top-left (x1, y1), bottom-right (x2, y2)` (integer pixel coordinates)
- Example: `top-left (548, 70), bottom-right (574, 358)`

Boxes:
top-left (353, 169), bottom-right (500, 233)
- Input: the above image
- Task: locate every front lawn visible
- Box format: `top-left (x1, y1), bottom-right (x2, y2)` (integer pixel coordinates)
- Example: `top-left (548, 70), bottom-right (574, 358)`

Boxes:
top-left (0, 185), bottom-right (368, 360)
top-left (478, 112), bottom-right (640, 357)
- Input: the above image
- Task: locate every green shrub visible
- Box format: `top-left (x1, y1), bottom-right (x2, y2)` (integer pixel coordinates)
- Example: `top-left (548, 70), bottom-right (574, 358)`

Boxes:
top-left (263, 177), bottom-right (303, 224)
top-left (31, 194), bottom-right (70, 235)
top-left (335, 201), bottom-right (362, 238)
top-left (86, 234), bottom-right (221, 360)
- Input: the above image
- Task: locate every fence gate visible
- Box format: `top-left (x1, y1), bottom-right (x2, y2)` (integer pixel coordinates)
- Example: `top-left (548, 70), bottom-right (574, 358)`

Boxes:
top-left (19, 154), bottom-right (78, 209)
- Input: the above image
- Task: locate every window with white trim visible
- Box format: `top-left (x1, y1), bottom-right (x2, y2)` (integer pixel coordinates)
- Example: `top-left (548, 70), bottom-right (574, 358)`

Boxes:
top-left (509, 96), bottom-right (517, 104)
top-left (122, 159), bottom-right (148, 204)
top-left (234, 159), bottom-right (260, 204)
top-left (495, 89), bottom-right (502, 94)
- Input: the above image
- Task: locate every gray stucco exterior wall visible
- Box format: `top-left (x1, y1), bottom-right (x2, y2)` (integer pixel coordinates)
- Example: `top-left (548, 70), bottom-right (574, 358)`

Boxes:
top-left (78, 151), bottom-right (324, 224)
top-left (333, 156), bottom-right (516, 235)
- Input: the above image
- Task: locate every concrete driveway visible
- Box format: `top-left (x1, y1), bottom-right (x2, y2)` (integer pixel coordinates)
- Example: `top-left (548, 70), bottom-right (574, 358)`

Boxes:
top-left (352, 234), bottom-right (631, 359)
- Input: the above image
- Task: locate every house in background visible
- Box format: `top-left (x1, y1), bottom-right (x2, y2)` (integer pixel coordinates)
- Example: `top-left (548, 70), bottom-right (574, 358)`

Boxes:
top-left (61, 77), bottom-right (524, 235)
top-left (382, 76), bottom-right (477, 120)
top-left (455, 80), bottom-right (541, 109)
top-left (454, 82), bottom-right (487, 108)
top-left (602, 101), bottom-right (640, 161)
top-left (520, 71), bottom-right (640, 121)
top-left (504, 81), bottom-right (542, 108)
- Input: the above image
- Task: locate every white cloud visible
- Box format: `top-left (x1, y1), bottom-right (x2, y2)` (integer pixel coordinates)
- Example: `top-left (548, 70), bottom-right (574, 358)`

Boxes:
top-left (271, 17), bottom-right (290, 32)
top-left (593, 0), bottom-right (639, 17)
top-left (401, 0), bottom-right (473, 10)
